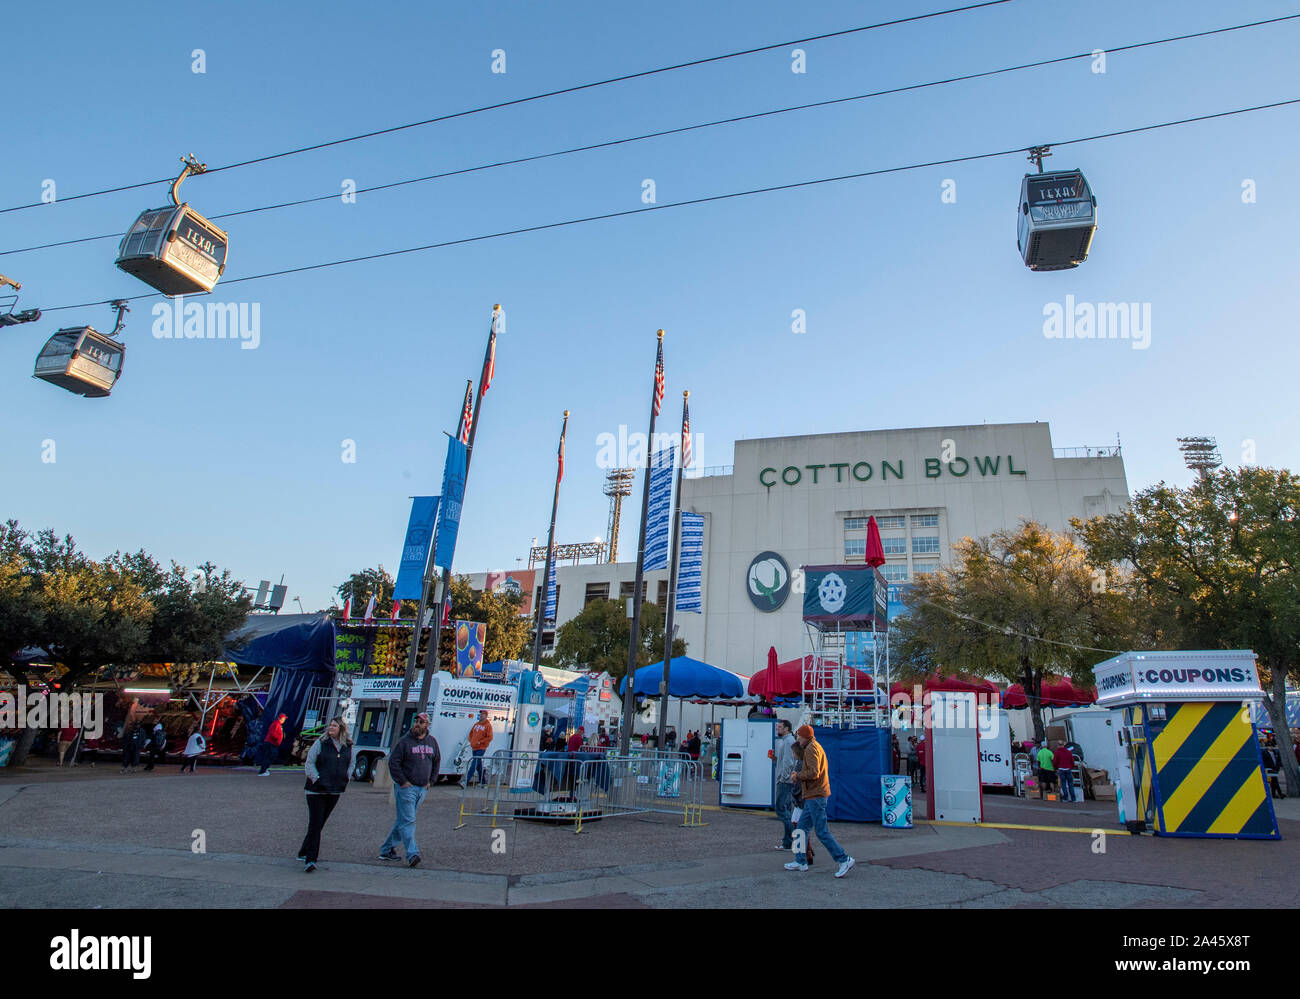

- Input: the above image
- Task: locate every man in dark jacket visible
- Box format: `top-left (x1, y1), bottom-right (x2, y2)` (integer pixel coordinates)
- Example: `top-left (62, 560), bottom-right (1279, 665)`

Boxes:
top-left (379, 712), bottom-right (440, 867)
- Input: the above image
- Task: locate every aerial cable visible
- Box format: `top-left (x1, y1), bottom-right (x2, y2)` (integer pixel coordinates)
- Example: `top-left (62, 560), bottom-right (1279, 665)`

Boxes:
top-left (3, 11), bottom-right (1296, 259)
top-left (0, 0), bottom-right (1012, 215)
top-left (31, 96), bottom-right (1300, 316)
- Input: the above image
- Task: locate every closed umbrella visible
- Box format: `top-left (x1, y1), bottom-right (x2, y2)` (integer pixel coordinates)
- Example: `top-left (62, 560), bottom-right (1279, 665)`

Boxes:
top-left (865, 515), bottom-right (886, 568)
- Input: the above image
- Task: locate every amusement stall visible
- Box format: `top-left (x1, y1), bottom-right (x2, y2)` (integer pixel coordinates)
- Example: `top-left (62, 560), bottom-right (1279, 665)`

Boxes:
top-left (1092, 650), bottom-right (1280, 840)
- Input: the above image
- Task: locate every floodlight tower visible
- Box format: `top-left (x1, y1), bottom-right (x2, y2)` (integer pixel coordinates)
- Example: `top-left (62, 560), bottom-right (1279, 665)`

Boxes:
top-left (1177, 437), bottom-right (1223, 480)
top-left (603, 467), bottom-right (636, 563)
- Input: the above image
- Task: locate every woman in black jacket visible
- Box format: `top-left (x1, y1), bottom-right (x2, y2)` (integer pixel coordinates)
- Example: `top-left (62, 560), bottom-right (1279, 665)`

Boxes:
top-left (298, 717), bottom-right (353, 872)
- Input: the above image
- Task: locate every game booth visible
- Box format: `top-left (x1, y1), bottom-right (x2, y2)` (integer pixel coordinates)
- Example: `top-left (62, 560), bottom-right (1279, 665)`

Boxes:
top-left (1092, 650), bottom-right (1280, 840)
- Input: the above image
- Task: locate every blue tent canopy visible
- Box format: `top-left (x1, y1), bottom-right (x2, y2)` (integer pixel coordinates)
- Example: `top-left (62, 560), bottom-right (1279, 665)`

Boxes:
top-left (619, 657), bottom-right (744, 699)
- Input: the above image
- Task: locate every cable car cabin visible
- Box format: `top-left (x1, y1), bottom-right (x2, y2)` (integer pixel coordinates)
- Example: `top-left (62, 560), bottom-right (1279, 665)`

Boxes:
top-left (116, 205), bottom-right (228, 295)
top-left (1017, 170), bottom-right (1097, 271)
top-left (33, 327), bottom-right (125, 398)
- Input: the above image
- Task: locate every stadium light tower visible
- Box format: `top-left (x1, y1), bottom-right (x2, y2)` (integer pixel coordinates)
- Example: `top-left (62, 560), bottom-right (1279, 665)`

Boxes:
top-left (1177, 436), bottom-right (1223, 480)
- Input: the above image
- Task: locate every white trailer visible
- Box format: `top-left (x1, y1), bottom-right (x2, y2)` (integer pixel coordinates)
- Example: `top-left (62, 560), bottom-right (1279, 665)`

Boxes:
top-left (349, 673), bottom-right (517, 783)
top-left (977, 706), bottom-right (1014, 787)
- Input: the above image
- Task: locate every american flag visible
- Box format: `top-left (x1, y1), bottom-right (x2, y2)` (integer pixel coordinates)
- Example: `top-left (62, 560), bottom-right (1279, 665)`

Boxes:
top-left (441, 591), bottom-right (452, 627)
top-left (458, 381), bottom-right (473, 444)
top-left (681, 394), bottom-right (692, 469)
top-left (557, 421), bottom-right (566, 483)
top-left (481, 308), bottom-right (500, 395)
top-left (652, 336), bottom-right (665, 416)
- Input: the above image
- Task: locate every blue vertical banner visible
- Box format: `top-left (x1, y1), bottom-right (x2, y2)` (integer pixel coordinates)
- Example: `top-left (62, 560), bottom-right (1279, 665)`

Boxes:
top-left (393, 496), bottom-right (440, 600)
top-left (643, 444), bottom-right (675, 571)
top-left (434, 437), bottom-right (469, 570)
top-left (545, 555), bottom-right (557, 623)
top-left (676, 512), bottom-right (704, 612)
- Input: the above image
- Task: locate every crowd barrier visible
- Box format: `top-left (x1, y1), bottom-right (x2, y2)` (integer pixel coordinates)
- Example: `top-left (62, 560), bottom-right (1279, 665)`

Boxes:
top-left (456, 750), bottom-right (707, 834)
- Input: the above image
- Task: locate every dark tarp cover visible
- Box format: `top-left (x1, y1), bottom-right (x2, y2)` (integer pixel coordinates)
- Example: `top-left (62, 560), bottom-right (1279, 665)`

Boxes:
top-left (223, 614), bottom-right (335, 763)
top-left (818, 726), bottom-right (892, 822)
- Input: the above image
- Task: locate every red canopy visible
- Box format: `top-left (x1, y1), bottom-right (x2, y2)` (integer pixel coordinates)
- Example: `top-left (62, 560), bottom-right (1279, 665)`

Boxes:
top-left (747, 656), bottom-right (874, 697)
top-left (1002, 678), bottom-right (1098, 709)
top-left (889, 674), bottom-right (999, 696)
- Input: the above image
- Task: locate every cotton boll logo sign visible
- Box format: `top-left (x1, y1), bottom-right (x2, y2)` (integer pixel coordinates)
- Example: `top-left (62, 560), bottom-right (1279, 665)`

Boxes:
top-left (746, 551), bottom-right (790, 612)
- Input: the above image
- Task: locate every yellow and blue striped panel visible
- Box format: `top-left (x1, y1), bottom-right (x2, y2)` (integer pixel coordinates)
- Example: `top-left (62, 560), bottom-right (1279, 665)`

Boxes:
top-left (1147, 702), bottom-right (1279, 839)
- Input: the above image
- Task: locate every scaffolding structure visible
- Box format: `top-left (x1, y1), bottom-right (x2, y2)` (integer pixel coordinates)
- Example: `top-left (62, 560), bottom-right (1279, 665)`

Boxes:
top-left (801, 565), bottom-right (891, 729)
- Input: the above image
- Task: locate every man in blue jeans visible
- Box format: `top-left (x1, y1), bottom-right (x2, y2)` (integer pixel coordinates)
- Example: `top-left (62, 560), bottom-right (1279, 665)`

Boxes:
top-left (380, 712), bottom-right (441, 868)
top-left (785, 725), bottom-right (855, 878)
top-left (772, 720), bottom-right (797, 850)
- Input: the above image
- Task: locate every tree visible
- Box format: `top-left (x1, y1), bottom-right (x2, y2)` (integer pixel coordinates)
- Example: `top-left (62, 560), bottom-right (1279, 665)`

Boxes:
top-left (106, 551), bottom-right (251, 679)
top-left (1077, 466), bottom-right (1300, 799)
top-left (436, 575), bottom-right (531, 668)
top-left (0, 521), bottom-right (43, 683)
top-left (334, 566), bottom-right (416, 619)
top-left (894, 521), bottom-right (1145, 743)
top-left (550, 598), bottom-right (686, 687)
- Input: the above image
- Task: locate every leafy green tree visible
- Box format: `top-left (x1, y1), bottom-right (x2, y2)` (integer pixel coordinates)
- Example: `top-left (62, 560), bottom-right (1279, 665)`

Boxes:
top-left (437, 575), bottom-right (531, 669)
top-left (550, 598), bottom-right (686, 687)
top-left (0, 521), bottom-right (43, 684)
top-left (106, 551), bottom-right (251, 672)
top-left (1078, 466), bottom-right (1300, 797)
top-left (335, 566), bottom-right (418, 618)
top-left (894, 521), bottom-right (1146, 743)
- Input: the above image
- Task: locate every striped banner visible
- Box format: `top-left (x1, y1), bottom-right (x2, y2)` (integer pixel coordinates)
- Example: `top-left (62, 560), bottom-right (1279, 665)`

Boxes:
top-left (544, 555), bottom-right (557, 624)
top-left (1132, 702), bottom-right (1279, 839)
top-left (643, 444), bottom-right (675, 571)
top-left (675, 512), bottom-right (704, 612)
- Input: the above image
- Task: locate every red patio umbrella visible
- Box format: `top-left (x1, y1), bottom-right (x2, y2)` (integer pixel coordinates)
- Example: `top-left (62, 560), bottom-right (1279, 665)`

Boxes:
top-left (747, 656), bottom-right (873, 697)
top-left (865, 516), bottom-right (886, 568)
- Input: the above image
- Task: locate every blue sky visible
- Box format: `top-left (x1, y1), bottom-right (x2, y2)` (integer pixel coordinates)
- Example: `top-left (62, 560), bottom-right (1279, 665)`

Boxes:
top-left (2, 0), bottom-right (1297, 611)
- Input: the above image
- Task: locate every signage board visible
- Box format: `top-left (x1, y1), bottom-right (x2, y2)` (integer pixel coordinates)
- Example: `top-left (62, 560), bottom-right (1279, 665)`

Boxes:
top-left (1093, 651), bottom-right (1263, 707)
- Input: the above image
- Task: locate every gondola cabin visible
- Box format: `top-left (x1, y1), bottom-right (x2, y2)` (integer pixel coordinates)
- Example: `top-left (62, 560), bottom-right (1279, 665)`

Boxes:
top-left (116, 204), bottom-right (228, 295)
top-left (1017, 170), bottom-right (1097, 271)
top-left (33, 326), bottom-right (125, 398)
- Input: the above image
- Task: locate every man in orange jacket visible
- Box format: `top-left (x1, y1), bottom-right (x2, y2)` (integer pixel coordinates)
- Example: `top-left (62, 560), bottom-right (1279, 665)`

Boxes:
top-left (464, 710), bottom-right (493, 786)
top-left (784, 725), bottom-right (855, 878)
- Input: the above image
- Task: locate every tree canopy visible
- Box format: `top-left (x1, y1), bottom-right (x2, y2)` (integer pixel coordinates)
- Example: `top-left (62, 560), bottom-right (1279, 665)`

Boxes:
top-left (550, 598), bottom-right (686, 686)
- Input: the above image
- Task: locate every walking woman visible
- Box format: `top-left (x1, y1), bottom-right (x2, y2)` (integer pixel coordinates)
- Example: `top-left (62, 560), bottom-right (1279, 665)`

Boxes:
top-left (298, 717), bottom-right (352, 873)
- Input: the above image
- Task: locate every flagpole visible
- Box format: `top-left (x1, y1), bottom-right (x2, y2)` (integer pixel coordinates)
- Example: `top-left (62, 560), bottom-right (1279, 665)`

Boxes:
top-left (620, 330), bottom-right (664, 755)
top-left (657, 390), bottom-right (688, 749)
top-left (415, 305), bottom-right (501, 715)
top-left (532, 411), bottom-right (568, 671)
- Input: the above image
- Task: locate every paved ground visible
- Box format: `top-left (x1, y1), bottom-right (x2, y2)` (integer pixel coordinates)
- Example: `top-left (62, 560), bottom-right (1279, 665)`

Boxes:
top-left (1, 761), bottom-right (1293, 908)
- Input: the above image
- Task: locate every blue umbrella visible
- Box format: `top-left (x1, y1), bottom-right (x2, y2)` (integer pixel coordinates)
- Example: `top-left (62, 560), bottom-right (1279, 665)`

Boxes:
top-left (619, 657), bottom-right (744, 699)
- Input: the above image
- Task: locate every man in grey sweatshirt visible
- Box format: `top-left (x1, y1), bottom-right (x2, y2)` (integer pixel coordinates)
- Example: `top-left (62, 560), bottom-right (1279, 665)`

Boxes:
top-left (379, 712), bottom-right (441, 867)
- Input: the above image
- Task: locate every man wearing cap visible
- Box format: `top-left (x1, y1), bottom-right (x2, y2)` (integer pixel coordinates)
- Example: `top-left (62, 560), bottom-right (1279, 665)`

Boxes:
top-left (379, 712), bottom-right (440, 868)
top-left (785, 725), bottom-right (855, 878)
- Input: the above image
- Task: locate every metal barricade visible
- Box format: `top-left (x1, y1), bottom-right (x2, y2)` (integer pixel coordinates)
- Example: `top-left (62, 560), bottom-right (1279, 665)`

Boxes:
top-left (455, 750), bottom-right (708, 834)
top-left (574, 752), bottom-right (707, 832)
top-left (455, 750), bottom-right (609, 831)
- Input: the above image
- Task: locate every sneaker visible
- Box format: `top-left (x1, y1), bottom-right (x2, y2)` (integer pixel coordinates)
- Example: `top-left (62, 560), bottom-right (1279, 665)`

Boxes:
top-left (304, 862), bottom-right (316, 873)
top-left (378, 849), bottom-right (401, 862)
top-left (783, 861), bottom-right (808, 872)
top-left (834, 857), bottom-right (856, 879)
top-left (408, 855), bottom-right (421, 868)
top-left (776, 844), bottom-right (791, 851)
top-left (296, 854), bottom-right (306, 861)
top-left (258, 771), bottom-right (270, 777)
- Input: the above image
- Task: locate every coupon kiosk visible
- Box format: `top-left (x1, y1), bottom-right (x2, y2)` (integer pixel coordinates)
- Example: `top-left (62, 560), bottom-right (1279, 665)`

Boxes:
top-left (1092, 650), bottom-right (1279, 840)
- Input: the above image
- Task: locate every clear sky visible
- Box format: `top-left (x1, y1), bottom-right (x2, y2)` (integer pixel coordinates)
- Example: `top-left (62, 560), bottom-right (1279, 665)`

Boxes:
top-left (3, 0), bottom-right (1297, 611)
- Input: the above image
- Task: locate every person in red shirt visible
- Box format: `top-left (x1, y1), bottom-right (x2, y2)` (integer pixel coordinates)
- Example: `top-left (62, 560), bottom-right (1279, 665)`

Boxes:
top-left (56, 725), bottom-right (79, 767)
top-left (1053, 742), bottom-right (1077, 802)
top-left (258, 713), bottom-right (287, 776)
top-left (566, 726), bottom-right (585, 753)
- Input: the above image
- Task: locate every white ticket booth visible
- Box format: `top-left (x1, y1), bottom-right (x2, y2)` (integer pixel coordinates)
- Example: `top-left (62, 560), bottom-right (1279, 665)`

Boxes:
top-left (719, 718), bottom-right (776, 808)
top-left (926, 691), bottom-right (984, 822)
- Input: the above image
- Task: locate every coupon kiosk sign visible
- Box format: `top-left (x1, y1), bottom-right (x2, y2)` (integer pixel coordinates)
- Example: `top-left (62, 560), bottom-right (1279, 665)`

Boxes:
top-left (1092, 650), bottom-right (1279, 840)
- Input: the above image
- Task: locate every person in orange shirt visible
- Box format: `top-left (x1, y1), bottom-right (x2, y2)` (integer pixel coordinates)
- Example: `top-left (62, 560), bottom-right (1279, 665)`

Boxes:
top-left (465, 710), bottom-right (493, 786)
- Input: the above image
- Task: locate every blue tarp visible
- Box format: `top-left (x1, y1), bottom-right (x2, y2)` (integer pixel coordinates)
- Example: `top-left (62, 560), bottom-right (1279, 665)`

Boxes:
top-left (620, 657), bottom-right (744, 699)
top-left (223, 614), bottom-right (336, 763)
top-left (819, 726), bottom-right (892, 823)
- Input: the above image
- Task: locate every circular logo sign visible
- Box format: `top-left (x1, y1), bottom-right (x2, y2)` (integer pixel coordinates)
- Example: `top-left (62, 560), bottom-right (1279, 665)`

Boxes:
top-left (527, 711), bottom-right (540, 727)
top-left (746, 551), bottom-right (791, 612)
top-left (817, 572), bottom-right (847, 613)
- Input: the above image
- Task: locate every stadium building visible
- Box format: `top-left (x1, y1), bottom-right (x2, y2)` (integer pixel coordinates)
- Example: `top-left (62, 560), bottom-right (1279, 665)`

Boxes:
top-left (463, 421), bottom-right (1128, 676)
